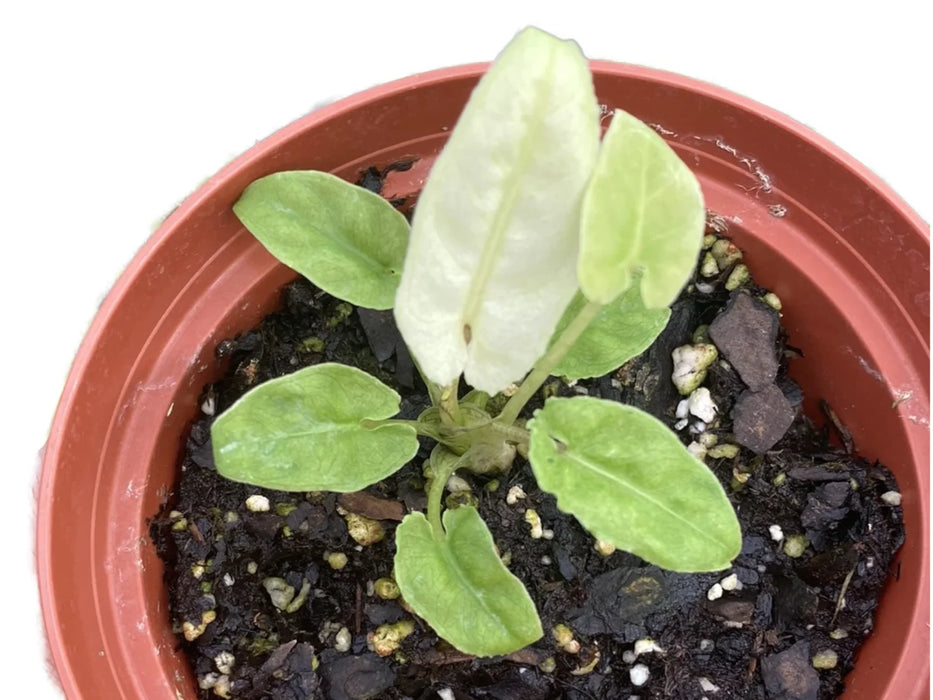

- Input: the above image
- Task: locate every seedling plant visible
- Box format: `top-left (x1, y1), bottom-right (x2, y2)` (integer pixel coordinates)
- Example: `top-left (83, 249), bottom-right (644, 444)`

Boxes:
top-left (212, 27), bottom-right (741, 657)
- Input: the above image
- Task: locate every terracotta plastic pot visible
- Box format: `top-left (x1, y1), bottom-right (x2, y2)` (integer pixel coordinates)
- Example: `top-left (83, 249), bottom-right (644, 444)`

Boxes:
top-left (37, 62), bottom-right (929, 699)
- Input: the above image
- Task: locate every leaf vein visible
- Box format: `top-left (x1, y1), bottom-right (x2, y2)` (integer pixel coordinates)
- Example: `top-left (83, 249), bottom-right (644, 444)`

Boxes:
top-left (439, 545), bottom-right (504, 628)
top-left (555, 445), bottom-right (725, 548)
top-left (460, 49), bottom-right (556, 332)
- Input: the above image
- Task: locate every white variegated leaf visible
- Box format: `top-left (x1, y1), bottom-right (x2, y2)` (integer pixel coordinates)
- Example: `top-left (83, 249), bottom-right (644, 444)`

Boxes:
top-left (393, 27), bottom-right (600, 393)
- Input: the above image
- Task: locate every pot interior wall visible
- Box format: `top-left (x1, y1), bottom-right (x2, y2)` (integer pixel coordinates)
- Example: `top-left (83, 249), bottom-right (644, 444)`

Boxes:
top-left (38, 65), bottom-right (928, 699)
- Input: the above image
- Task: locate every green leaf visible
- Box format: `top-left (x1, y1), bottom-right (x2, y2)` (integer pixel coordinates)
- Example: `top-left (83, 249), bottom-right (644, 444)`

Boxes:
top-left (393, 27), bottom-right (600, 394)
top-left (551, 286), bottom-right (671, 380)
top-left (578, 109), bottom-right (705, 308)
top-left (233, 170), bottom-right (410, 310)
top-left (394, 508), bottom-right (543, 656)
top-left (527, 397), bottom-right (741, 572)
top-left (211, 363), bottom-right (418, 492)
top-left (460, 389), bottom-right (490, 410)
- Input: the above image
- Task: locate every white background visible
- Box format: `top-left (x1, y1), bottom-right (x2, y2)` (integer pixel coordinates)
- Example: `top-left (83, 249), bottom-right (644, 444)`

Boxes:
top-left (2, 1), bottom-right (929, 697)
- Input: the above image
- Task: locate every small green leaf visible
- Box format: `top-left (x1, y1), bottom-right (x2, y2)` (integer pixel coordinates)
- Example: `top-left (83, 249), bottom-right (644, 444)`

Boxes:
top-left (394, 508), bottom-right (543, 656)
top-left (578, 109), bottom-right (705, 308)
top-left (527, 397), bottom-right (741, 572)
top-left (551, 286), bottom-right (671, 380)
top-left (233, 171), bottom-right (410, 309)
top-left (461, 389), bottom-right (490, 410)
top-left (212, 363), bottom-right (418, 492)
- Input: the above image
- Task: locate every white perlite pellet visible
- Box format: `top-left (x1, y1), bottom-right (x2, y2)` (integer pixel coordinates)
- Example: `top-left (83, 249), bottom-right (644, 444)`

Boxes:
top-left (198, 672), bottom-right (218, 690)
top-left (593, 539), bottom-right (616, 557)
top-left (687, 442), bottom-right (707, 460)
top-left (676, 399), bottom-right (690, 419)
top-left (633, 638), bottom-right (665, 656)
top-left (334, 626), bottom-right (352, 652)
top-left (720, 573), bottom-right (740, 591)
top-left (699, 677), bottom-right (721, 693)
top-left (201, 395), bottom-right (216, 416)
top-left (506, 485), bottom-right (526, 505)
top-left (881, 491), bottom-right (902, 506)
top-left (688, 387), bottom-right (718, 423)
top-left (437, 690), bottom-right (455, 700)
top-left (630, 663), bottom-right (650, 686)
top-left (812, 649), bottom-right (838, 669)
top-left (707, 583), bottom-right (723, 601)
top-left (245, 495), bottom-right (270, 512)
top-left (214, 651), bottom-right (235, 675)
top-left (769, 524), bottom-right (784, 542)
top-left (671, 344), bottom-right (718, 394)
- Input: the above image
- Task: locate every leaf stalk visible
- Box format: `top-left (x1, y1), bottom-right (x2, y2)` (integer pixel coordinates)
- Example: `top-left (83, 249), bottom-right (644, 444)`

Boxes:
top-left (426, 449), bottom-right (471, 541)
top-left (497, 298), bottom-right (603, 425)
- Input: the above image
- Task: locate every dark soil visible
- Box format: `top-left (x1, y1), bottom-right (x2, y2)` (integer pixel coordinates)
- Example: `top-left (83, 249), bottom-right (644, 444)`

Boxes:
top-left (152, 208), bottom-right (905, 699)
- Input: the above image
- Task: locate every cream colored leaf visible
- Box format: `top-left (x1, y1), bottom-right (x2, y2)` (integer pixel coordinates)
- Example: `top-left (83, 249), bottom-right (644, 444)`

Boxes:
top-left (393, 27), bottom-right (600, 393)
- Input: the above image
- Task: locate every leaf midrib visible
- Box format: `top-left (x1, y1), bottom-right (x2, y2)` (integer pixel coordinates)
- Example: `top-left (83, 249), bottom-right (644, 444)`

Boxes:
top-left (289, 198), bottom-right (398, 277)
top-left (459, 48), bottom-right (557, 336)
top-left (433, 525), bottom-right (529, 652)
top-left (439, 542), bottom-right (504, 627)
top-left (551, 439), bottom-right (726, 549)
top-left (241, 175), bottom-right (402, 279)
top-left (228, 421), bottom-right (406, 448)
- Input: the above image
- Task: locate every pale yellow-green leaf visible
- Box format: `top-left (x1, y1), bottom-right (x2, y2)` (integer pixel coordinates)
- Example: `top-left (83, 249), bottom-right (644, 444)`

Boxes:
top-left (394, 508), bottom-right (543, 656)
top-left (551, 286), bottom-right (671, 380)
top-left (212, 363), bottom-right (417, 492)
top-left (528, 397), bottom-right (741, 572)
top-left (233, 171), bottom-right (410, 309)
top-left (579, 109), bottom-right (704, 308)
